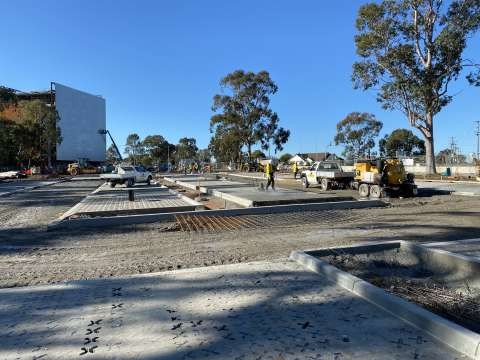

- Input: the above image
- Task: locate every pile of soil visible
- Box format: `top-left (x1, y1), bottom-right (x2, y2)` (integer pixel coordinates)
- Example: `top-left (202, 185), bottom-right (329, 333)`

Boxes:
top-left (324, 253), bottom-right (480, 333)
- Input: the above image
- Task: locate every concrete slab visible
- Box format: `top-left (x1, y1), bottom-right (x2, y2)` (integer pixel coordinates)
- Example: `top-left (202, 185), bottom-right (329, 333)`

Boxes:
top-left (174, 179), bottom-right (252, 194)
top-left (59, 185), bottom-right (202, 219)
top-left (211, 186), bottom-right (355, 207)
top-left (0, 260), bottom-right (463, 359)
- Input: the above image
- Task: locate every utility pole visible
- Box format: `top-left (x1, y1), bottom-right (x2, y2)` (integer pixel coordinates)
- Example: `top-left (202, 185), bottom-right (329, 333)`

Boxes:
top-left (475, 121), bottom-right (480, 160)
top-left (449, 137), bottom-right (458, 164)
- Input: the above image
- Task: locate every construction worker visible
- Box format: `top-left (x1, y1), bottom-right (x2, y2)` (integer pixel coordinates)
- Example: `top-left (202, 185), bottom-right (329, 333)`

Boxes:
top-left (265, 161), bottom-right (275, 190)
top-left (292, 162), bottom-right (299, 179)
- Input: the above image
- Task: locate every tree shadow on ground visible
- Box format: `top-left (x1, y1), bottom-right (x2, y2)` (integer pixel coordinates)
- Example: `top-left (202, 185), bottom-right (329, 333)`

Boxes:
top-left (0, 264), bottom-right (461, 359)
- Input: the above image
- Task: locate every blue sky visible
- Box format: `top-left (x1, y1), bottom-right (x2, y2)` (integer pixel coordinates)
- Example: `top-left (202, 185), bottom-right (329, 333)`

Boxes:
top-left (1, 0), bottom-right (480, 157)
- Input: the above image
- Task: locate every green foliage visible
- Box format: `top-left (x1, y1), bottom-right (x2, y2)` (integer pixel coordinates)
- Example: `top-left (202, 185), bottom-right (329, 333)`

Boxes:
top-left (379, 128), bottom-right (425, 157)
top-left (352, 0), bottom-right (480, 173)
top-left (279, 153), bottom-right (293, 163)
top-left (196, 148), bottom-right (212, 163)
top-left (18, 100), bottom-right (62, 167)
top-left (0, 86), bottom-right (16, 112)
top-left (210, 70), bottom-right (290, 160)
top-left (0, 120), bottom-right (18, 166)
top-left (0, 99), bottom-right (61, 168)
top-left (142, 134), bottom-right (174, 165)
top-left (124, 133), bottom-right (144, 164)
top-left (334, 112), bottom-right (383, 159)
top-left (436, 148), bottom-right (466, 164)
top-left (175, 137), bottom-right (198, 161)
top-left (251, 150), bottom-right (266, 160)
top-left (106, 144), bottom-right (121, 163)
top-left (208, 126), bottom-right (242, 164)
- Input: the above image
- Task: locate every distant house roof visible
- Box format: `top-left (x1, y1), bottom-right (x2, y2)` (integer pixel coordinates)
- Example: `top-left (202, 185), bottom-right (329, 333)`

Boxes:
top-left (288, 155), bottom-right (305, 163)
top-left (296, 152), bottom-right (344, 162)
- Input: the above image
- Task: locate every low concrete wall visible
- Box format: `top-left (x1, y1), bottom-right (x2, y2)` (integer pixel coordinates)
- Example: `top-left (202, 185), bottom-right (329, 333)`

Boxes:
top-left (342, 165), bottom-right (477, 176)
top-left (405, 165), bottom-right (477, 176)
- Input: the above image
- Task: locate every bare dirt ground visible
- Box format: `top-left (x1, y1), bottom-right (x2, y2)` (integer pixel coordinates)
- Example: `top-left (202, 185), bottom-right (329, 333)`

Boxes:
top-left (0, 179), bottom-right (479, 288)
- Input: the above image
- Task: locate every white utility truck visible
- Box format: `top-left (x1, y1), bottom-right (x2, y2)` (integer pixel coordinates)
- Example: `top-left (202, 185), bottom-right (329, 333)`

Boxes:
top-left (101, 165), bottom-right (153, 188)
top-left (300, 161), bottom-right (354, 190)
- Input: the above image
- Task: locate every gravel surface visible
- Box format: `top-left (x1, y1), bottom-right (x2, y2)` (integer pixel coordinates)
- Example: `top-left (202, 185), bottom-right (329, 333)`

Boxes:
top-left (0, 179), bottom-right (480, 288)
top-left (324, 251), bottom-right (480, 333)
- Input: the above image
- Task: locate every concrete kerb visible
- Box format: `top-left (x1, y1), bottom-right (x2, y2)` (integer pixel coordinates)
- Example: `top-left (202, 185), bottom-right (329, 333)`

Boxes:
top-left (47, 199), bottom-right (387, 230)
top-left (290, 243), bottom-right (480, 360)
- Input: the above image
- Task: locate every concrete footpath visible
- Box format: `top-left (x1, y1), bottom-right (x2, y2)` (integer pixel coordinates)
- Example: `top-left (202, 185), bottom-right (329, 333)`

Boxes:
top-left (0, 260), bottom-right (463, 359)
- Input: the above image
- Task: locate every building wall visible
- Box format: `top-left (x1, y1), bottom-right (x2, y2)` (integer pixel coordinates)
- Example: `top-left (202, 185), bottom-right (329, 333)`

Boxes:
top-left (55, 83), bottom-right (106, 162)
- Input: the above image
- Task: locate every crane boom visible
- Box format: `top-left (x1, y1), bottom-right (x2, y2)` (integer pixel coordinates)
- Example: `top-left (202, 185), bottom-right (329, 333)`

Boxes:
top-left (98, 129), bottom-right (123, 161)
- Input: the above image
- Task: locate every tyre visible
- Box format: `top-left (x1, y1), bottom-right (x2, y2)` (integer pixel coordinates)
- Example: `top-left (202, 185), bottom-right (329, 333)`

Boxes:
top-left (70, 168), bottom-right (79, 176)
top-left (301, 177), bottom-right (309, 188)
top-left (109, 181), bottom-right (116, 188)
top-left (320, 178), bottom-right (329, 191)
top-left (358, 183), bottom-right (370, 197)
top-left (127, 179), bottom-right (134, 188)
top-left (370, 184), bottom-right (382, 198)
top-left (147, 176), bottom-right (152, 185)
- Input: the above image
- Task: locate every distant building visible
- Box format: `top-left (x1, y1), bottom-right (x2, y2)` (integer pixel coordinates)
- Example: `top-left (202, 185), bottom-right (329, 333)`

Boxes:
top-left (7, 82), bottom-right (106, 163)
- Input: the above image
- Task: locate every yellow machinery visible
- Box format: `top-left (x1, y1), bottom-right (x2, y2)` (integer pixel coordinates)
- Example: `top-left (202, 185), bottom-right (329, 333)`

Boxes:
top-left (67, 158), bottom-right (99, 176)
top-left (353, 158), bottom-right (417, 198)
top-left (241, 162), bottom-right (264, 172)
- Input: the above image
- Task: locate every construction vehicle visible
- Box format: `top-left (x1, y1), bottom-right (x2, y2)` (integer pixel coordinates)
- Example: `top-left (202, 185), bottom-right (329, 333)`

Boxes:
top-left (68, 129), bottom-right (123, 176)
top-left (67, 158), bottom-right (99, 176)
top-left (101, 165), bottom-right (152, 187)
top-left (301, 161), bottom-right (354, 190)
top-left (352, 158), bottom-right (417, 198)
top-left (241, 161), bottom-right (264, 173)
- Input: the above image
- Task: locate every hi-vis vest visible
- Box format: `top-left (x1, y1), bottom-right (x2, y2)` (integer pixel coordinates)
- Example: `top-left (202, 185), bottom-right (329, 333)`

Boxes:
top-left (265, 163), bottom-right (272, 176)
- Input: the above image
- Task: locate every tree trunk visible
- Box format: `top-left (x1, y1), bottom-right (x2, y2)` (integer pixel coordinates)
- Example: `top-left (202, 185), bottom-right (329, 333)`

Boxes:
top-left (423, 112), bottom-right (436, 175)
top-left (424, 135), bottom-right (436, 175)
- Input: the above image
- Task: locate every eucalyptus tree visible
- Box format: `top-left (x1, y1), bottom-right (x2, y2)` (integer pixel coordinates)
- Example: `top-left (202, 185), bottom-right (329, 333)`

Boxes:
top-left (210, 70), bottom-right (290, 161)
top-left (352, 0), bottom-right (480, 173)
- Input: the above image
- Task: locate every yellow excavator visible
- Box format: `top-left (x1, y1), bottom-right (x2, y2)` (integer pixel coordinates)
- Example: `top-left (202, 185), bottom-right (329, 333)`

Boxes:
top-left (352, 158), bottom-right (417, 198)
